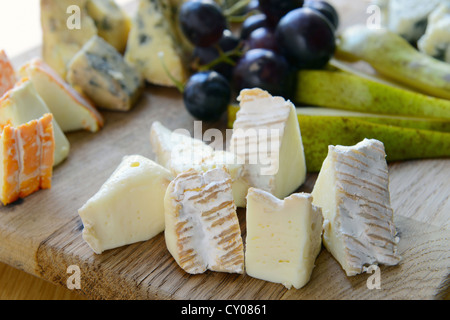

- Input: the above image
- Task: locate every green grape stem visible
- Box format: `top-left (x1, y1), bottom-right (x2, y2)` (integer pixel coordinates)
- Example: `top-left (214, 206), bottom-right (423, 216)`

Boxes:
top-left (158, 52), bottom-right (185, 93)
top-left (198, 43), bottom-right (244, 72)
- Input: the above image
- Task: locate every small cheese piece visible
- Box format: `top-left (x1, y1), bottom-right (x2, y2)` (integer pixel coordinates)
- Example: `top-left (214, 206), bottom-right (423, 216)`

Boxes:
top-left (311, 139), bottom-right (401, 276)
top-left (0, 114), bottom-right (55, 206)
top-left (0, 50), bottom-right (16, 97)
top-left (86, 0), bottom-right (131, 53)
top-left (124, 0), bottom-right (188, 86)
top-left (418, 4), bottom-right (450, 63)
top-left (78, 155), bottom-right (173, 254)
top-left (387, 0), bottom-right (444, 43)
top-left (150, 121), bottom-right (249, 207)
top-left (0, 79), bottom-right (70, 166)
top-left (245, 188), bottom-right (323, 289)
top-left (20, 58), bottom-right (104, 132)
top-left (67, 36), bottom-right (143, 111)
top-left (164, 168), bottom-right (244, 274)
top-left (230, 88), bottom-right (307, 200)
top-left (41, 0), bottom-right (98, 78)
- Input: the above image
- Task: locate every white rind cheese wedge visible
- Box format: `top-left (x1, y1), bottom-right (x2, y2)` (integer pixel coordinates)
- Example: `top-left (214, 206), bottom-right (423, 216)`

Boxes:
top-left (164, 168), bottom-right (245, 274)
top-left (78, 155), bottom-right (173, 254)
top-left (150, 121), bottom-right (249, 208)
top-left (0, 79), bottom-right (70, 166)
top-left (20, 58), bottom-right (104, 133)
top-left (311, 139), bottom-right (401, 276)
top-left (67, 35), bottom-right (143, 112)
top-left (230, 88), bottom-right (307, 200)
top-left (245, 188), bottom-right (323, 289)
top-left (124, 0), bottom-right (188, 86)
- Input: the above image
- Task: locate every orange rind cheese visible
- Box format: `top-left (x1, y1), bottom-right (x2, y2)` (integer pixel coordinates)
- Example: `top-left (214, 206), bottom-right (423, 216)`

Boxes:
top-left (0, 113), bottom-right (55, 206)
top-left (0, 50), bottom-right (16, 98)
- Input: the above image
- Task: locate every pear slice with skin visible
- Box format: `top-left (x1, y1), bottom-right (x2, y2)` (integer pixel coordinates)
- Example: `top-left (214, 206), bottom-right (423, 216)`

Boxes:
top-left (295, 70), bottom-right (450, 120)
top-left (227, 104), bottom-right (450, 172)
top-left (335, 25), bottom-right (450, 101)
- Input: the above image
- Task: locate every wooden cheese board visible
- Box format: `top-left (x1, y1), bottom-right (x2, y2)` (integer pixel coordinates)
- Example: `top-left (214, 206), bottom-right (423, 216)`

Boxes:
top-left (0, 0), bottom-right (449, 300)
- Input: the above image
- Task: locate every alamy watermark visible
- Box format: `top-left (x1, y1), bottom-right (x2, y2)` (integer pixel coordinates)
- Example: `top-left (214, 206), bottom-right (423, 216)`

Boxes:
top-left (66, 5), bottom-right (81, 30)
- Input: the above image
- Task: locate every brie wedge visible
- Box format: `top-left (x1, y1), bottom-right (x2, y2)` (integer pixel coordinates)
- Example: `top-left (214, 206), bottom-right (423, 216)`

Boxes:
top-left (311, 139), bottom-right (401, 276)
top-left (78, 155), bottom-right (173, 254)
top-left (20, 58), bottom-right (104, 133)
top-left (245, 188), bottom-right (323, 289)
top-left (0, 79), bottom-right (70, 166)
top-left (229, 88), bottom-right (307, 199)
top-left (150, 121), bottom-right (249, 207)
top-left (164, 168), bottom-right (245, 274)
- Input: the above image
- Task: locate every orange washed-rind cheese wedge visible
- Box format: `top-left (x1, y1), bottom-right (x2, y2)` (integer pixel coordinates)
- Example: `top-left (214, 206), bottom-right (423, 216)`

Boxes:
top-left (0, 113), bottom-right (55, 206)
top-left (0, 50), bottom-right (16, 98)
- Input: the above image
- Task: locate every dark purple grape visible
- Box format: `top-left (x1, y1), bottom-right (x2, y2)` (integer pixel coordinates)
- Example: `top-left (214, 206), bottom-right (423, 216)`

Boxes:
top-left (192, 30), bottom-right (241, 79)
top-left (258, 0), bottom-right (304, 24)
top-left (240, 14), bottom-right (271, 40)
top-left (246, 27), bottom-right (279, 52)
top-left (275, 7), bottom-right (335, 69)
top-left (179, 0), bottom-right (227, 47)
top-left (233, 48), bottom-right (294, 97)
top-left (304, 0), bottom-right (339, 29)
top-left (183, 71), bottom-right (231, 121)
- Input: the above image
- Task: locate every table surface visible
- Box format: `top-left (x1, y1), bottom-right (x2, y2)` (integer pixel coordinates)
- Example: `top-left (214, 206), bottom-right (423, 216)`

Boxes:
top-left (0, 0), bottom-right (449, 300)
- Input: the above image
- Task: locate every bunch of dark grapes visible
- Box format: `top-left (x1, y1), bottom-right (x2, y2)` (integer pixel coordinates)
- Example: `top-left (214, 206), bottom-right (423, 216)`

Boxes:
top-left (179, 0), bottom-right (339, 121)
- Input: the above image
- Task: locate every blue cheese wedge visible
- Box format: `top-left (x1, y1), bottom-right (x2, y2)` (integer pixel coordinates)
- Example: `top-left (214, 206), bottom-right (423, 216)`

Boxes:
top-left (418, 4), bottom-right (450, 63)
top-left (387, 0), bottom-right (444, 43)
top-left (86, 0), bottom-right (131, 53)
top-left (245, 188), bottom-right (323, 289)
top-left (124, 0), bottom-right (189, 86)
top-left (40, 0), bottom-right (98, 78)
top-left (311, 139), bottom-right (401, 276)
top-left (164, 168), bottom-right (245, 274)
top-left (78, 155), bottom-right (173, 254)
top-left (67, 35), bottom-right (143, 111)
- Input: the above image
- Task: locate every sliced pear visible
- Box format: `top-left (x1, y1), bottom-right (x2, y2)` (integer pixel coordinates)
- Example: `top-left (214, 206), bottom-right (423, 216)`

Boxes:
top-left (20, 58), bottom-right (104, 133)
top-left (336, 25), bottom-right (450, 100)
top-left (295, 70), bottom-right (450, 120)
top-left (227, 104), bottom-right (450, 172)
top-left (0, 79), bottom-right (70, 166)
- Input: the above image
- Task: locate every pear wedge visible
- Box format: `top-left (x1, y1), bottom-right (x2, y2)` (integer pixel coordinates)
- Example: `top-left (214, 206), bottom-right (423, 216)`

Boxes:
top-left (227, 104), bottom-right (450, 172)
top-left (336, 25), bottom-right (450, 100)
top-left (295, 70), bottom-right (450, 120)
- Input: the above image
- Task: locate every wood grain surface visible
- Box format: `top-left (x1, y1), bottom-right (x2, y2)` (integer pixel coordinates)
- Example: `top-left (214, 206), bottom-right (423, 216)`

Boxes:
top-left (0, 0), bottom-right (448, 300)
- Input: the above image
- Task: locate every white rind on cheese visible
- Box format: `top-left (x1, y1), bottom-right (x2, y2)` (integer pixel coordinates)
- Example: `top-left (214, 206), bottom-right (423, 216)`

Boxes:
top-left (78, 155), bottom-right (173, 254)
top-left (164, 168), bottom-right (244, 274)
top-left (150, 121), bottom-right (249, 208)
top-left (311, 139), bottom-right (401, 276)
top-left (230, 88), bottom-right (307, 200)
top-left (245, 188), bottom-right (323, 289)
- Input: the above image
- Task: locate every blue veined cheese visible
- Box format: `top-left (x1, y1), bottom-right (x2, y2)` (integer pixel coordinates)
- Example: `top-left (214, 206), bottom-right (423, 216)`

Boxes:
top-left (40, 0), bottom-right (98, 78)
top-left (387, 0), bottom-right (446, 43)
top-left (418, 4), bottom-right (450, 63)
top-left (66, 35), bottom-right (143, 111)
top-left (311, 139), bottom-right (401, 276)
top-left (86, 0), bottom-right (131, 53)
top-left (124, 0), bottom-right (190, 87)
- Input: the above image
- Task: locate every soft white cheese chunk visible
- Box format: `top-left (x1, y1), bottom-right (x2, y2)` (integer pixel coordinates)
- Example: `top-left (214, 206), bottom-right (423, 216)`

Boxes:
top-left (78, 155), bottom-right (173, 254)
top-left (311, 139), bottom-right (401, 276)
top-left (150, 121), bottom-right (249, 207)
top-left (229, 88), bottom-right (307, 200)
top-left (164, 168), bottom-right (245, 274)
top-left (245, 188), bottom-right (323, 289)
